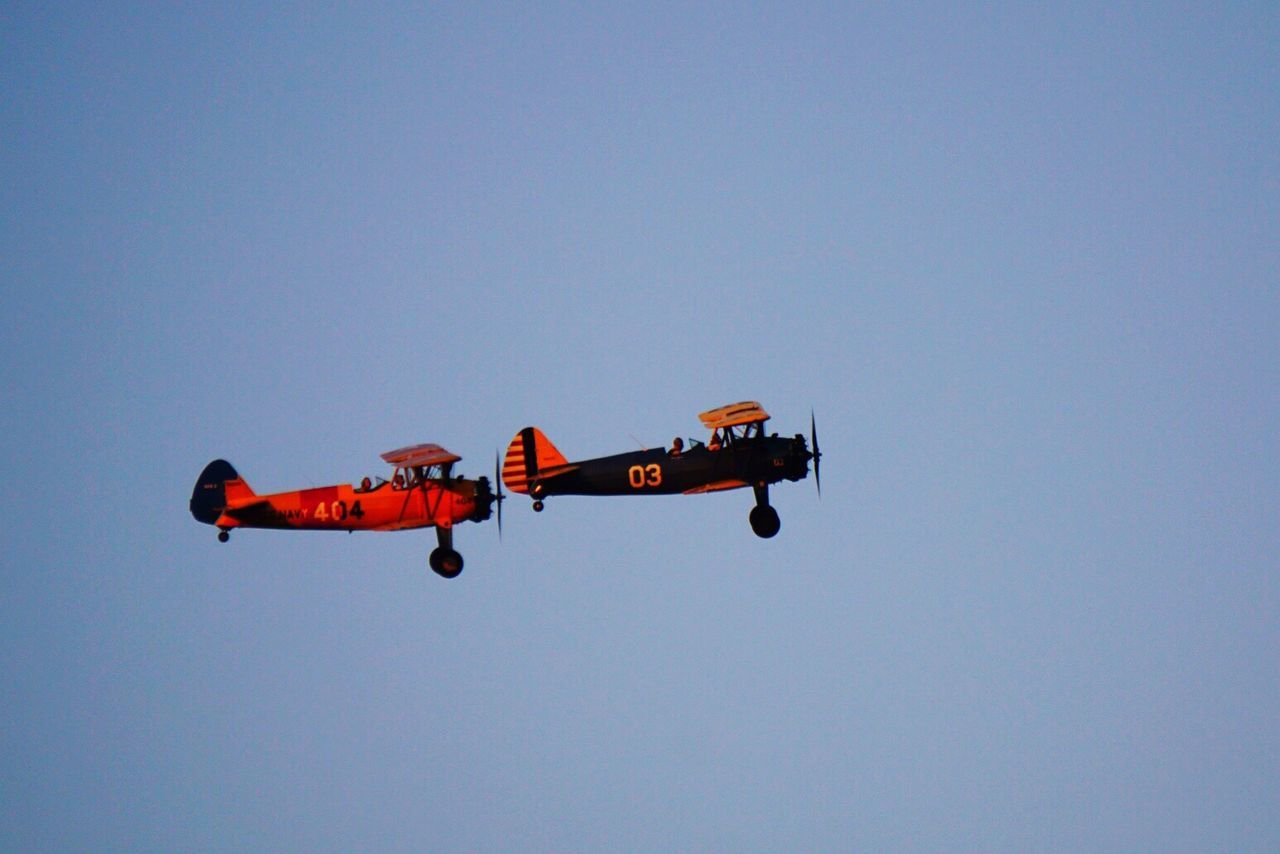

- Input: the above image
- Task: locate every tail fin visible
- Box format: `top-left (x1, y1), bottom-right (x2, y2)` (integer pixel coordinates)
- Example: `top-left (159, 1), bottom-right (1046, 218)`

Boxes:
top-left (190, 459), bottom-right (253, 524)
top-left (501, 427), bottom-right (569, 494)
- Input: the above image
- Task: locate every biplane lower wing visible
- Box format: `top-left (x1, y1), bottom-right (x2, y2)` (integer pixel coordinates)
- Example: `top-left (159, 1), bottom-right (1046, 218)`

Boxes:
top-left (682, 479), bottom-right (750, 495)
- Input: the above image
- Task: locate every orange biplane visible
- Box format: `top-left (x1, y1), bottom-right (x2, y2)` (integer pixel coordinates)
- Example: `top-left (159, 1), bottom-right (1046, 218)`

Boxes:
top-left (190, 444), bottom-right (501, 578)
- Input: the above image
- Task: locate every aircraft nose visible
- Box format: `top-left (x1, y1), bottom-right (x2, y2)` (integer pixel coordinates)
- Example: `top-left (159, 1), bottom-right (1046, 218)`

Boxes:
top-left (466, 476), bottom-right (492, 520)
top-left (786, 435), bottom-right (815, 483)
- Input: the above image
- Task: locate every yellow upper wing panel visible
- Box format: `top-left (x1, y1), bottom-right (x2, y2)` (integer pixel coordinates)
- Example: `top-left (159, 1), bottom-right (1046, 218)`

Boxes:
top-left (698, 401), bottom-right (770, 430)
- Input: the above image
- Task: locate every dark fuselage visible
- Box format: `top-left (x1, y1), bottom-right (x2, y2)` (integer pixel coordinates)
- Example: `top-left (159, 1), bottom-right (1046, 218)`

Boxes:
top-left (537, 433), bottom-right (811, 498)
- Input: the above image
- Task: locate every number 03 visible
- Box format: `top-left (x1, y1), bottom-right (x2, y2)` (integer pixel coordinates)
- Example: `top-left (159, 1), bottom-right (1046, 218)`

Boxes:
top-left (628, 464), bottom-right (662, 488)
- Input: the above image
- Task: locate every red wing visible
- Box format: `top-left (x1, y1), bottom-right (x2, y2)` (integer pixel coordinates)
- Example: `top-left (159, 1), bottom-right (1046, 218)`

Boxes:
top-left (381, 444), bottom-right (461, 468)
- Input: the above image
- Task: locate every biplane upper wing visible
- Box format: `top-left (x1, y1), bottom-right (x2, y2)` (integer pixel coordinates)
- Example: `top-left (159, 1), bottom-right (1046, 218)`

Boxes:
top-left (698, 401), bottom-right (770, 430)
top-left (381, 443), bottom-right (462, 468)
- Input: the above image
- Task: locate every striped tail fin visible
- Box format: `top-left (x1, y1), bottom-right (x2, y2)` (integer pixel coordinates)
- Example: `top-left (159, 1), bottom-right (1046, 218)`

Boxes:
top-left (501, 427), bottom-right (569, 494)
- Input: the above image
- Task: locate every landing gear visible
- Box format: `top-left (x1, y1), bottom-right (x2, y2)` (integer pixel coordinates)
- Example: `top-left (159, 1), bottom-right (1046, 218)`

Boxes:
top-left (429, 547), bottom-right (464, 579)
top-left (217, 530), bottom-right (230, 543)
top-left (749, 504), bottom-right (780, 538)
top-left (749, 483), bottom-right (781, 538)
top-left (430, 526), bottom-right (464, 578)
top-left (533, 500), bottom-right (544, 512)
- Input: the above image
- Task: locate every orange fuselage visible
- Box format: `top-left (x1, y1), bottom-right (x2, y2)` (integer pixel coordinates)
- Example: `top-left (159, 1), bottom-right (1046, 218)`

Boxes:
top-left (215, 479), bottom-right (479, 533)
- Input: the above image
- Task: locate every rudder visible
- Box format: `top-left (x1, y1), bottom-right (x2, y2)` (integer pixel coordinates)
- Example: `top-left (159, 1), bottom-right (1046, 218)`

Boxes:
top-left (190, 459), bottom-right (250, 524)
top-left (501, 427), bottom-right (568, 494)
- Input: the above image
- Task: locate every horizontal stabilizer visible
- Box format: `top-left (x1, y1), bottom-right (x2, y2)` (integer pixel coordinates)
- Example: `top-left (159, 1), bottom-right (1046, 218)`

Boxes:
top-left (223, 477), bottom-right (256, 504)
top-left (531, 463), bottom-right (579, 481)
top-left (222, 499), bottom-right (273, 521)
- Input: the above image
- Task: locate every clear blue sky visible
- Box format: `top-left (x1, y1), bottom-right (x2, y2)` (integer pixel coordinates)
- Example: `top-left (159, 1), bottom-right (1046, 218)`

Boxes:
top-left (4, 3), bottom-right (1277, 850)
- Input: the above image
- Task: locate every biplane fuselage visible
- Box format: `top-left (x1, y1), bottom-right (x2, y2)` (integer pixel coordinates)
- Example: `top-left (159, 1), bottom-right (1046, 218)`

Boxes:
top-left (503, 402), bottom-right (819, 538)
top-left (206, 477), bottom-right (490, 533)
top-left (191, 444), bottom-right (498, 578)
top-left (504, 435), bottom-right (810, 498)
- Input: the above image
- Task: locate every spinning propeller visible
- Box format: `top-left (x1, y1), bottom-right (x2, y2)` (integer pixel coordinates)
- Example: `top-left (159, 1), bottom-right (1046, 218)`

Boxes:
top-left (811, 409), bottom-right (822, 497)
top-left (494, 451), bottom-right (505, 538)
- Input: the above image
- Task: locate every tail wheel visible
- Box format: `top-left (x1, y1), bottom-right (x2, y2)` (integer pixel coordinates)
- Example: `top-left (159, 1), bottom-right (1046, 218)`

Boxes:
top-left (533, 500), bottom-right (544, 512)
top-left (749, 505), bottom-right (780, 538)
top-left (217, 530), bottom-right (230, 543)
top-left (429, 547), bottom-right (464, 579)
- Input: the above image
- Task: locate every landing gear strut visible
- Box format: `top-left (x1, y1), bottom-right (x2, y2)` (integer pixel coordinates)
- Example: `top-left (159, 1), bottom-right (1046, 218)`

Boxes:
top-left (749, 484), bottom-right (781, 538)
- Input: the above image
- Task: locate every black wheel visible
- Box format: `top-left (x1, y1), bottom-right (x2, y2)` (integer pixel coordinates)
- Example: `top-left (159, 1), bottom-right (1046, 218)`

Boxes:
top-left (749, 505), bottom-right (780, 538)
top-left (217, 530), bottom-right (230, 543)
top-left (429, 547), bottom-right (464, 578)
top-left (532, 500), bottom-right (544, 512)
